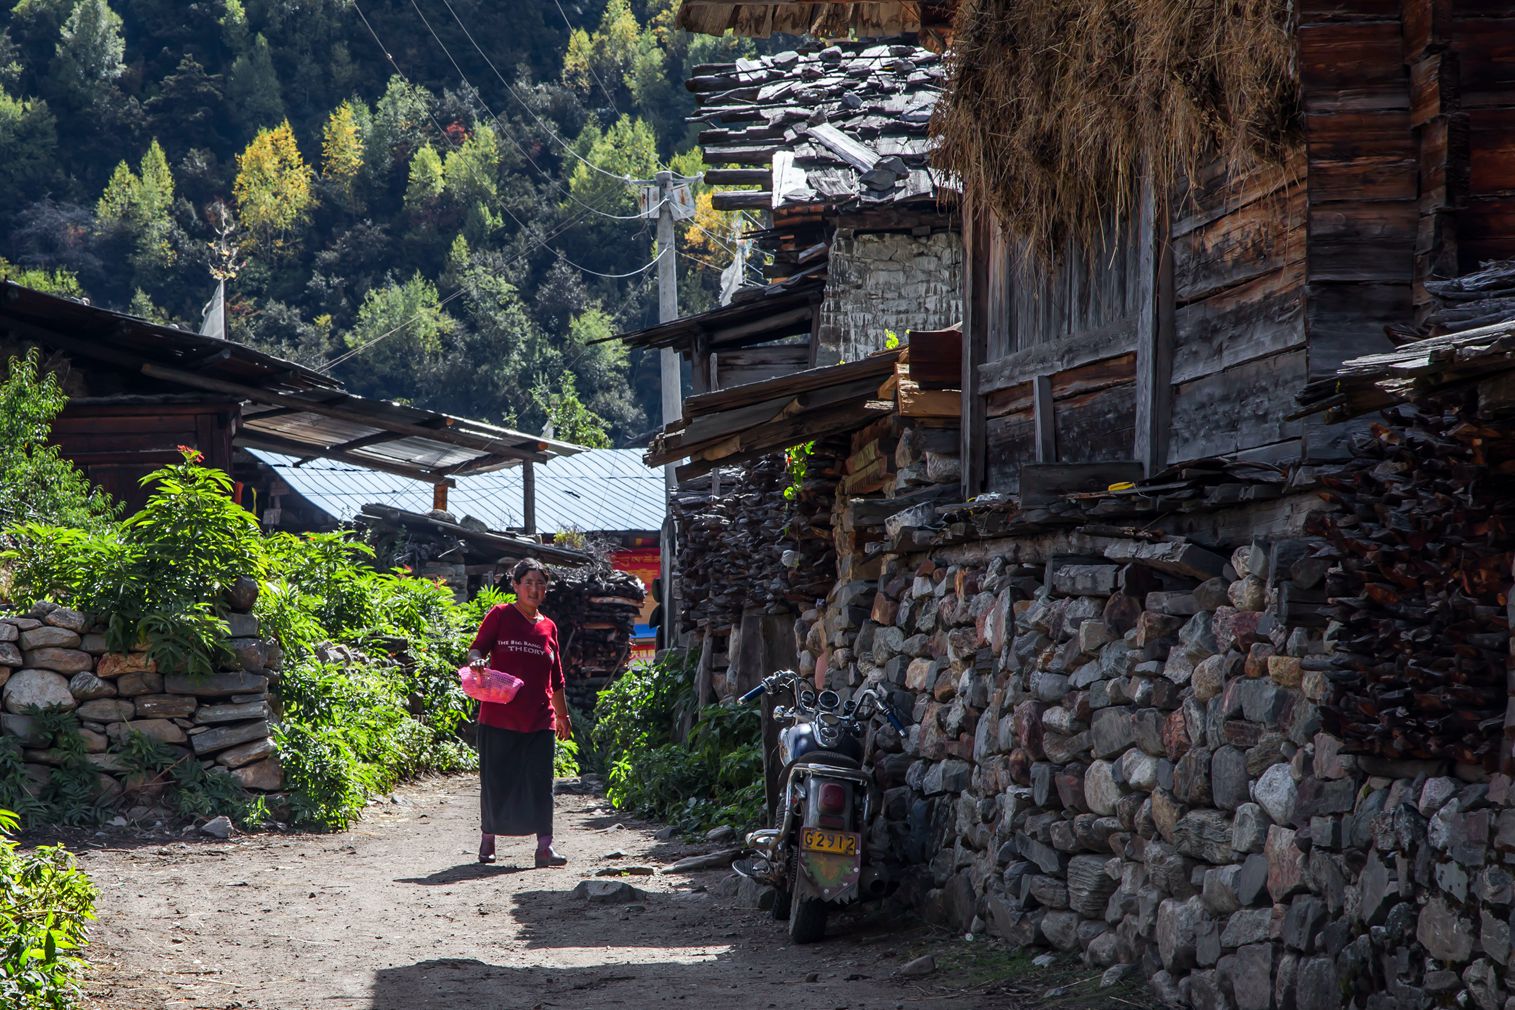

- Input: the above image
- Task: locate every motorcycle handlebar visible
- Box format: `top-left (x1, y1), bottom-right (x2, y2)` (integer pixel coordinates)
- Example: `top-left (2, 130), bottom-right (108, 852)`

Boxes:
top-left (738, 683), bottom-right (767, 703)
top-left (883, 708), bottom-right (906, 734)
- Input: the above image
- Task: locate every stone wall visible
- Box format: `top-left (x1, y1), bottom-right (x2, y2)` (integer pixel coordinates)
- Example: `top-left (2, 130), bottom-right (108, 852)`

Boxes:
top-left (0, 583), bottom-right (283, 816)
top-left (821, 530), bottom-right (1515, 1010)
top-left (813, 229), bottom-right (963, 367)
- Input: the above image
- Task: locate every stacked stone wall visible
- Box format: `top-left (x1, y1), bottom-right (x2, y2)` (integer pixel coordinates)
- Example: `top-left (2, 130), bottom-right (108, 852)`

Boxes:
top-left (814, 229), bottom-right (963, 367)
top-left (0, 583), bottom-right (283, 815)
top-left (832, 532), bottom-right (1515, 1010)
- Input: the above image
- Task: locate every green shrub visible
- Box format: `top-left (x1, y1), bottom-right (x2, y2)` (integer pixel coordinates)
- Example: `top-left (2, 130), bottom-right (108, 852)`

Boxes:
top-left (4, 448), bottom-right (264, 675)
top-left (0, 808), bottom-right (97, 1010)
top-left (593, 652), bottom-right (764, 834)
top-left (553, 736), bottom-right (580, 779)
top-left (0, 349), bottom-right (117, 533)
top-left (274, 657), bottom-right (475, 831)
top-left (1, 446), bottom-right (495, 833)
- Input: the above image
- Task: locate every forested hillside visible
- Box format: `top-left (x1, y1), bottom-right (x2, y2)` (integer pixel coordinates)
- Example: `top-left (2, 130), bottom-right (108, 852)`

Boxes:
top-left (0, 0), bottom-right (756, 444)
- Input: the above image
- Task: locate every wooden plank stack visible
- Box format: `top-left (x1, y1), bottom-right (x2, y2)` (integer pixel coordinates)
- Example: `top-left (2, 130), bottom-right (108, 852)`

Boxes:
top-left (1305, 404), bottom-right (1512, 767)
top-left (543, 565), bottom-right (646, 706)
top-left (671, 445), bottom-right (844, 634)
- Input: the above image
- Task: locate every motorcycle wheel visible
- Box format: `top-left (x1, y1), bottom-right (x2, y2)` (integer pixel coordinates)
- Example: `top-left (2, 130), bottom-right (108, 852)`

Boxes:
top-left (788, 889), bottom-right (828, 944)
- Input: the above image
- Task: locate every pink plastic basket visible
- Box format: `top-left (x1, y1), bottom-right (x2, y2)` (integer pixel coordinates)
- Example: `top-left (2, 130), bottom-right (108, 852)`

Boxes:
top-left (458, 665), bottom-right (524, 705)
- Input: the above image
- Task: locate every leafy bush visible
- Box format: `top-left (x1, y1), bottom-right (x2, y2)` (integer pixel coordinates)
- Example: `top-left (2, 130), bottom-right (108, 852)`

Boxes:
top-left (5, 448), bottom-right (264, 675)
top-left (0, 808), bottom-right (97, 1010)
top-left (593, 652), bottom-right (764, 834)
top-left (3, 450), bottom-right (486, 832)
top-left (0, 349), bottom-right (117, 533)
top-left (274, 657), bottom-right (475, 831)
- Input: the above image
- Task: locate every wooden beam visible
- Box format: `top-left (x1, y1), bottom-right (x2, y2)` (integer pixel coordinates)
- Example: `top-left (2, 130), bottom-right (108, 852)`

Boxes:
top-left (682, 349), bottom-right (900, 416)
top-left (1019, 461), bottom-right (1145, 507)
top-left (976, 317), bottom-right (1137, 395)
top-left (140, 363), bottom-right (549, 462)
top-left (1134, 171), bottom-right (1175, 475)
top-left (703, 168), bottom-right (770, 185)
top-left (961, 200), bottom-right (990, 496)
top-left (1033, 374), bottom-right (1055, 462)
top-left (712, 191), bottom-right (776, 211)
top-left (432, 482), bottom-right (449, 512)
top-left (523, 461), bottom-right (537, 536)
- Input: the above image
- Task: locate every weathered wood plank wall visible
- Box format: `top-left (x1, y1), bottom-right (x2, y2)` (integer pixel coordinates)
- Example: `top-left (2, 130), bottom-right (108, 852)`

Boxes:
top-left (978, 211), bottom-right (1146, 492)
top-left (964, 0), bottom-right (1515, 495)
top-left (1167, 151), bottom-right (1307, 464)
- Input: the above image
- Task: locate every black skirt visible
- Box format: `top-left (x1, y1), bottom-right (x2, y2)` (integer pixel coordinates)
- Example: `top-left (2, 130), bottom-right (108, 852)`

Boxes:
top-left (478, 725), bottom-right (555, 836)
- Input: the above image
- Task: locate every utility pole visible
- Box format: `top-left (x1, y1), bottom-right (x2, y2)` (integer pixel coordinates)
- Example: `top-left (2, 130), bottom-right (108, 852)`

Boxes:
top-left (655, 170), bottom-right (682, 649)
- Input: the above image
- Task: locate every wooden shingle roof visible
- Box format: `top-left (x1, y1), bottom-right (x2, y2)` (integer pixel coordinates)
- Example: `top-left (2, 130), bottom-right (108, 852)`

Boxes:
top-left (691, 43), bottom-right (948, 216)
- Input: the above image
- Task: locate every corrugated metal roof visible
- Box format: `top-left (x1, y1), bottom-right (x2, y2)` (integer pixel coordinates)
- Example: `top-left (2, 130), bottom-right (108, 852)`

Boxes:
top-left (251, 448), bottom-right (667, 534)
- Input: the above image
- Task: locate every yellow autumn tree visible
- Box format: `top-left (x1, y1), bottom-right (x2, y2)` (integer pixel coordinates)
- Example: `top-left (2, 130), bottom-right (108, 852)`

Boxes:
top-left (233, 120), bottom-right (314, 248)
top-left (321, 100), bottom-right (365, 211)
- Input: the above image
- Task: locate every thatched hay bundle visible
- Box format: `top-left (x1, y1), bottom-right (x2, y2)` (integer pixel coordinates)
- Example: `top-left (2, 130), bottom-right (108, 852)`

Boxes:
top-left (931, 0), bottom-right (1298, 259)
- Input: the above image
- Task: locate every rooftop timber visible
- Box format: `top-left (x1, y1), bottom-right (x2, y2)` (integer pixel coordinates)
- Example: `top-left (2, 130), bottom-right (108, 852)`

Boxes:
top-left (692, 43), bottom-right (947, 216)
top-left (611, 268), bottom-right (824, 353)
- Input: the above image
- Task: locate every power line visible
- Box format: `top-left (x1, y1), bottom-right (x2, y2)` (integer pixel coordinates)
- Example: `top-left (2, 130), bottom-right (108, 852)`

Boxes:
top-left (351, 1), bottom-right (663, 281)
top-left (431, 0), bottom-right (645, 185)
top-left (406, 0), bottom-right (657, 222)
top-left (320, 197), bottom-right (641, 373)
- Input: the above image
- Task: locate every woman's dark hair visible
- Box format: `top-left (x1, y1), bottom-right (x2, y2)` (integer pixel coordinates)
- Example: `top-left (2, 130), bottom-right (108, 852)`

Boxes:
top-left (510, 557), bottom-right (551, 584)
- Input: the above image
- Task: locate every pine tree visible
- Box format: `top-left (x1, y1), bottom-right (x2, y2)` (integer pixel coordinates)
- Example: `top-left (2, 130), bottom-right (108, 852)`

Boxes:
top-left (225, 32), bottom-right (282, 133)
top-left (404, 144), bottom-right (445, 210)
top-left (49, 0), bottom-right (126, 107)
top-left (136, 139), bottom-right (174, 221)
top-left (442, 126), bottom-right (499, 207)
top-left (96, 159), bottom-right (141, 224)
top-left (321, 100), bottom-right (365, 211)
top-left (233, 120), bottom-right (314, 248)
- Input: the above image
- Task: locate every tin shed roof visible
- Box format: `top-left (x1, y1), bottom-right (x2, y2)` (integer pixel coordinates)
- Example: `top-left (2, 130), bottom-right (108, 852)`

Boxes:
top-left (251, 448), bottom-right (667, 535)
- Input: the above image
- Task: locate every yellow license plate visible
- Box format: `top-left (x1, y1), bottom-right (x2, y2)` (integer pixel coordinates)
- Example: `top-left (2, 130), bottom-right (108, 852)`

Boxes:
top-left (800, 827), bottom-right (859, 856)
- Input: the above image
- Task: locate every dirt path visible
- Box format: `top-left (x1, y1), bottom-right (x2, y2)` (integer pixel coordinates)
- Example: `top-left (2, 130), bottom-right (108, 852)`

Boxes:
top-left (71, 776), bottom-right (1077, 1010)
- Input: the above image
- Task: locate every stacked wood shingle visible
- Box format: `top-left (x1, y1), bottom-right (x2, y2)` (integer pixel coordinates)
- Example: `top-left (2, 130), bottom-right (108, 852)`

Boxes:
top-left (543, 566), bottom-right (646, 707)
top-left (691, 43), bottom-right (946, 279)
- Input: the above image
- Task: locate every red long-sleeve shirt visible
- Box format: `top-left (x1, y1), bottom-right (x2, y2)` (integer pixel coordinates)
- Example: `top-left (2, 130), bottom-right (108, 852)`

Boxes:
top-left (469, 604), bottom-right (565, 734)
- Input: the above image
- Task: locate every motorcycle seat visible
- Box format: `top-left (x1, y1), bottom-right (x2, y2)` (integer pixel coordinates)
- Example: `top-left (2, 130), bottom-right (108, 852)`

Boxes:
top-left (787, 749), bottom-right (863, 770)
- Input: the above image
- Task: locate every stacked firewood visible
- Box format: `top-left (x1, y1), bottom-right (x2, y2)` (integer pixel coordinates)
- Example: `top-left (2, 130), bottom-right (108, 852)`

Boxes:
top-left (1306, 403), bottom-right (1514, 766)
top-left (670, 444), bottom-right (844, 633)
top-left (779, 439), bottom-right (843, 605)
top-left (672, 455), bottom-right (791, 633)
top-left (544, 565), bottom-right (646, 700)
top-left (1395, 258), bottom-right (1515, 339)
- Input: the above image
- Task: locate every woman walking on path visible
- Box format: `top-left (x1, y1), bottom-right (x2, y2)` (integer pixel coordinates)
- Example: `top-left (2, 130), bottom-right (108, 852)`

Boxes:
top-left (468, 558), bottom-right (573, 867)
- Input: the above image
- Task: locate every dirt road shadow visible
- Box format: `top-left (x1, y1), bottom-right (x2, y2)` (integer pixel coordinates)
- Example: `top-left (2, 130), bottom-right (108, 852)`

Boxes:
top-left (396, 862), bottom-right (531, 885)
top-left (371, 955), bottom-right (899, 1010)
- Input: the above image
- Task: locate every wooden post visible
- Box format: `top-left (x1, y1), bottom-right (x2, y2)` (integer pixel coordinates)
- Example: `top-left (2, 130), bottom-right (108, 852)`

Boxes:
top-left (1033, 374), bottom-right (1055, 462)
top-left (432, 481), bottom-right (448, 512)
top-left (961, 200), bottom-right (991, 497)
top-left (522, 462), bottom-right (537, 536)
top-left (1134, 172), bottom-right (1174, 475)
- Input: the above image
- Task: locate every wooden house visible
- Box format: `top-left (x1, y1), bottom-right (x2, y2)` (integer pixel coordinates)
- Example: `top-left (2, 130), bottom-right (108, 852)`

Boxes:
top-left (673, 0), bottom-right (1515, 504)
top-left (0, 281), bottom-right (582, 516)
top-left (619, 41), bottom-right (961, 385)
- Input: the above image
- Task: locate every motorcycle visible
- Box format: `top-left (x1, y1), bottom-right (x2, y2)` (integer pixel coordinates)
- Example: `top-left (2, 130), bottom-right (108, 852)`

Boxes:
top-left (732, 670), bottom-right (908, 943)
